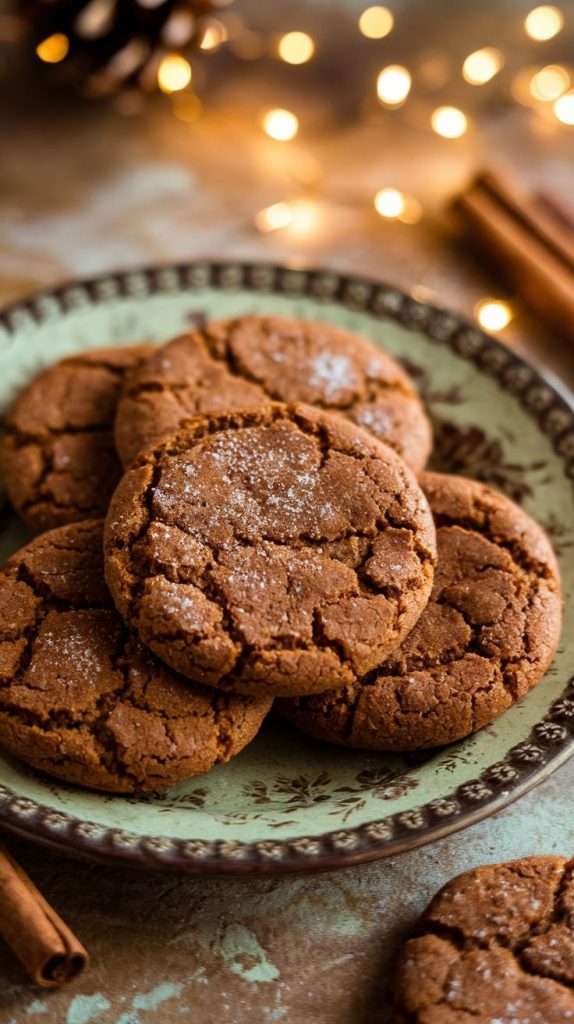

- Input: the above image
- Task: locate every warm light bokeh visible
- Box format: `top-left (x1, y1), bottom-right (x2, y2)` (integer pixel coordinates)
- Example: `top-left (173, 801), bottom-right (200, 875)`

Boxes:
top-left (524, 5), bottom-right (564, 40)
top-left (157, 54), bottom-right (192, 93)
top-left (374, 188), bottom-right (405, 218)
top-left (262, 109), bottom-right (299, 141)
top-left (199, 21), bottom-right (228, 51)
top-left (377, 65), bottom-right (412, 106)
top-left (359, 7), bottom-right (394, 39)
top-left (278, 32), bottom-right (315, 64)
top-left (36, 33), bottom-right (70, 63)
top-left (431, 106), bottom-right (468, 138)
top-left (475, 299), bottom-right (513, 331)
top-left (462, 48), bottom-right (504, 85)
top-left (554, 91), bottom-right (574, 124)
top-left (530, 65), bottom-right (570, 101)
top-left (255, 202), bottom-right (295, 232)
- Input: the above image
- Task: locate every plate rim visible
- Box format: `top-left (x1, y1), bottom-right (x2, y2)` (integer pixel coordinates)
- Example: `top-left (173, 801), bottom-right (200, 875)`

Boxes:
top-left (1, 258), bottom-right (574, 876)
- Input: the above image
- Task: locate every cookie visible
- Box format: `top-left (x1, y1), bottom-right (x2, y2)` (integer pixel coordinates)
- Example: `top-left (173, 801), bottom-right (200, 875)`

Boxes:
top-left (393, 855), bottom-right (574, 1022)
top-left (104, 403), bottom-right (437, 698)
top-left (0, 521), bottom-right (271, 793)
top-left (279, 471), bottom-right (561, 748)
top-left (3, 344), bottom-right (154, 533)
top-left (114, 317), bottom-right (432, 472)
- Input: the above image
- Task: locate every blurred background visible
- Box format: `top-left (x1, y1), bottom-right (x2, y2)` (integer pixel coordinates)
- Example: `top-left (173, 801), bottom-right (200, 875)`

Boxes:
top-left (0, 0), bottom-right (573, 379)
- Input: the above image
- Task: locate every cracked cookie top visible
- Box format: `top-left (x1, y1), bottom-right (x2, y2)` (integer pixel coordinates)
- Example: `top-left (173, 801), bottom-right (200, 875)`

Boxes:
top-left (104, 403), bottom-right (437, 698)
top-left (0, 520), bottom-right (271, 793)
top-left (114, 317), bottom-right (432, 472)
top-left (3, 344), bottom-right (154, 533)
top-left (279, 472), bottom-right (561, 747)
top-left (393, 855), bottom-right (574, 1022)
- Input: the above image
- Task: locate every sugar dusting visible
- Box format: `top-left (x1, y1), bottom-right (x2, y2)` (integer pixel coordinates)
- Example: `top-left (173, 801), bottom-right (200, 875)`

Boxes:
top-left (154, 422), bottom-right (340, 540)
top-left (309, 352), bottom-right (354, 399)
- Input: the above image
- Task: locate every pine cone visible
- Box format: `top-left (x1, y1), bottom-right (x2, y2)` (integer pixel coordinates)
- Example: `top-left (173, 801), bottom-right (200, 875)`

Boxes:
top-left (20, 0), bottom-right (231, 95)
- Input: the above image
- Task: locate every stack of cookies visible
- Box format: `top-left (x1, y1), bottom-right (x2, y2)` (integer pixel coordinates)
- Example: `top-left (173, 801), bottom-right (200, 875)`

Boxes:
top-left (0, 317), bottom-right (562, 793)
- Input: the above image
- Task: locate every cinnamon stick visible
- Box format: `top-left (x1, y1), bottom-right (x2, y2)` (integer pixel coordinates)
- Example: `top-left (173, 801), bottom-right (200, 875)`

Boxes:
top-left (454, 169), bottom-right (574, 343)
top-left (0, 845), bottom-right (88, 986)
top-left (478, 169), bottom-right (574, 270)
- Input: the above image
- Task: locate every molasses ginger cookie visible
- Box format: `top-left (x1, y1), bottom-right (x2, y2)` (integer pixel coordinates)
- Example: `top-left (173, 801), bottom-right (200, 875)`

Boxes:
top-left (279, 472), bottom-right (561, 748)
top-left (394, 855), bottom-right (574, 1023)
top-left (0, 521), bottom-right (271, 793)
top-left (3, 344), bottom-right (154, 533)
top-left (104, 404), bottom-right (437, 698)
top-left (114, 317), bottom-right (432, 472)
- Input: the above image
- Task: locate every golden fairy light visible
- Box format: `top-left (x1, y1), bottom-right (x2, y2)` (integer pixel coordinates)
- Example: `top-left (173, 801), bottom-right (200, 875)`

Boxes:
top-left (255, 199), bottom-right (319, 235)
top-left (36, 33), bottom-right (70, 63)
top-left (377, 65), bottom-right (411, 106)
top-left (462, 48), bottom-right (504, 85)
top-left (278, 31), bottom-right (315, 65)
top-left (554, 91), bottom-right (574, 124)
top-left (374, 189), bottom-right (422, 223)
top-left (374, 188), bottom-right (405, 219)
top-left (359, 6), bottom-right (394, 39)
top-left (431, 106), bottom-right (468, 138)
top-left (199, 20), bottom-right (228, 51)
top-left (255, 202), bottom-right (295, 232)
top-left (286, 199), bottom-right (319, 235)
top-left (475, 299), bottom-right (513, 331)
top-left (157, 54), bottom-right (192, 93)
top-left (262, 109), bottom-right (299, 141)
top-left (524, 5), bottom-right (564, 40)
top-left (530, 65), bottom-right (570, 100)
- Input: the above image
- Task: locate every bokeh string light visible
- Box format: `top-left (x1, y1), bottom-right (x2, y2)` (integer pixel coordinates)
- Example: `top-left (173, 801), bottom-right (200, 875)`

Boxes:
top-left (475, 300), bottom-right (514, 332)
top-left (374, 188), bottom-right (422, 224)
top-left (431, 106), bottom-right (468, 138)
top-left (529, 65), bottom-right (569, 101)
top-left (16, 0), bottom-right (574, 293)
top-left (262, 108), bottom-right (299, 141)
top-left (36, 32), bottom-right (69, 64)
top-left (462, 48), bottom-right (504, 85)
top-left (358, 7), bottom-right (394, 39)
top-left (278, 31), bottom-right (315, 65)
top-left (554, 91), bottom-right (574, 124)
top-left (374, 188), bottom-right (405, 219)
top-left (524, 5), bottom-right (564, 41)
top-left (157, 54), bottom-right (192, 93)
top-left (377, 65), bottom-right (412, 106)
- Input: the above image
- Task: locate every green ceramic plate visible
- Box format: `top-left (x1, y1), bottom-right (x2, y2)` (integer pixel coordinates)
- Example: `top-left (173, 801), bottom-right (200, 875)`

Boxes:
top-left (0, 261), bottom-right (573, 875)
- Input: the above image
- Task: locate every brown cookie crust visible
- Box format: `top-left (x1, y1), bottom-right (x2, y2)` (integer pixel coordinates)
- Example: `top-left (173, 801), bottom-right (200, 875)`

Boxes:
top-left (0, 521), bottom-right (271, 793)
top-left (393, 855), bottom-right (574, 1022)
top-left (104, 403), bottom-right (436, 698)
top-left (279, 472), bottom-right (562, 748)
top-left (3, 344), bottom-right (154, 533)
top-left (114, 317), bottom-right (432, 472)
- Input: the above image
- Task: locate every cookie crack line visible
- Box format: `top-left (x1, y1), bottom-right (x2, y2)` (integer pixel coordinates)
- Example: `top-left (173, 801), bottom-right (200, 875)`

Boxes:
top-left (204, 318), bottom-right (420, 400)
top-left (128, 401), bottom-right (423, 471)
top-left (5, 422), bottom-right (114, 447)
top-left (432, 512), bottom-right (557, 584)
